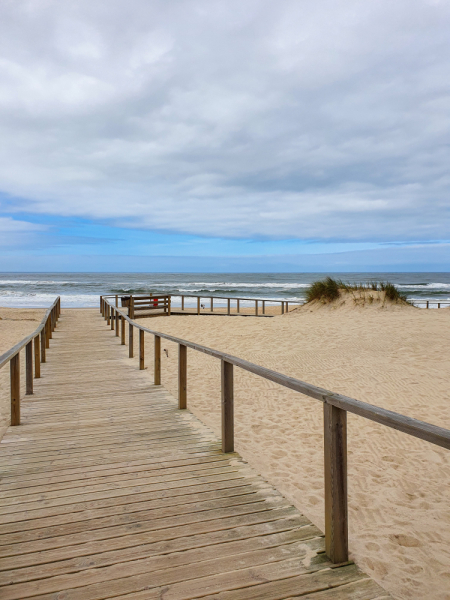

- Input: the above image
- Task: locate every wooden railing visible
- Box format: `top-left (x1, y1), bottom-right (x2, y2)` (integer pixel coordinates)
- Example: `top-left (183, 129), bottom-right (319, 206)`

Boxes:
top-left (176, 294), bottom-right (291, 315)
top-left (415, 300), bottom-right (450, 309)
top-left (101, 295), bottom-right (450, 565)
top-left (102, 293), bottom-right (293, 316)
top-left (0, 297), bottom-right (61, 426)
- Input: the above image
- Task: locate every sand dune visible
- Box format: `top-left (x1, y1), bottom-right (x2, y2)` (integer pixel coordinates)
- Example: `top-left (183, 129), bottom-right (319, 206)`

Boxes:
top-left (136, 303), bottom-right (450, 600)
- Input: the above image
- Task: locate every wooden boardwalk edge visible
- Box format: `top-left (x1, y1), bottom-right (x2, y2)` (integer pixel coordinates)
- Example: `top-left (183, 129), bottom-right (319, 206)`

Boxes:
top-left (0, 309), bottom-right (391, 599)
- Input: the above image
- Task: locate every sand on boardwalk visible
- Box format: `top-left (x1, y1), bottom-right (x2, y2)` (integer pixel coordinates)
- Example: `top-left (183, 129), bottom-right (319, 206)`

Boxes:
top-left (0, 307), bottom-right (45, 439)
top-left (134, 297), bottom-right (450, 600)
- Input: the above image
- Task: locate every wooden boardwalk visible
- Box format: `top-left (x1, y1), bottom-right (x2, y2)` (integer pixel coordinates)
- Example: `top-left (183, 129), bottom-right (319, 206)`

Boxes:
top-left (0, 309), bottom-right (390, 599)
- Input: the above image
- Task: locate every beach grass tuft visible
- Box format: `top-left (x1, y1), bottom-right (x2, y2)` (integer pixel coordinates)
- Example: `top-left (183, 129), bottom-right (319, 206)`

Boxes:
top-left (305, 277), bottom-right (341, 302)
top-left (305, 278), bottom-right (410, 304)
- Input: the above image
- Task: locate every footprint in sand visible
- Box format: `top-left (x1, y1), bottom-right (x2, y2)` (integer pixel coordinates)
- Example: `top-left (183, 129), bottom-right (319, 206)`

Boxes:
top-left (390, 534), bottom-right (421, 547)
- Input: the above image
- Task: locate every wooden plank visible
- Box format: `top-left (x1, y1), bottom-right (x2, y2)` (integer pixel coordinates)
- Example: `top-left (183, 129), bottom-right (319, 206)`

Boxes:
top-left (34, 335), bottom-right (40, 378)
top-left (221, 360), bottom-right (234, 453)
top-left (128, 323), bottom-right (133, 358)
top-left (0, 538), bottom-right (327, 600)
top-left (0, 520), bottom-right (318, 588)
top-left (154, 335), bottom-right (161, 385)
top-left (324, 403), bottom-right (348, 563)
top-left (25, 340), bottom-right (33, 395)
top-left (40, 328), bottom-right (46, 363)
top-left (121, 316), bottom-right (125, 345)
top-left (287, 577), bottom-right (391, 599)
top-left (10, 353), bottom-right (20, 426)
top-left (139, 329), bottom-right (144, 370)
top-left (46, 315), bottom-right (51, 344)
top-left (178, 344), bottom-right (187, 409)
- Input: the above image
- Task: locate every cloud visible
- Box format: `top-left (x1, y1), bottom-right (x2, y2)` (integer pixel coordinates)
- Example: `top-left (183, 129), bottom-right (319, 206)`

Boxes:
top-left (0, 216), bottom-right (46, 248)
top-left (0, 0), bottom-right (449, 242)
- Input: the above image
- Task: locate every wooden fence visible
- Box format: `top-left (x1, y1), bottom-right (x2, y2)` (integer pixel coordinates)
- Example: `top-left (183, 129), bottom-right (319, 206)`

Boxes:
top-left (0, 297), bottom-right (61, 426)
top-left (103, 293), bottom-right (292, 317)
top-left (100, 295), bottom-right (450, 565)
top-left (176, 294), bottom-right (290, 315)
top-left (421, 301), bottom-right (450, 309)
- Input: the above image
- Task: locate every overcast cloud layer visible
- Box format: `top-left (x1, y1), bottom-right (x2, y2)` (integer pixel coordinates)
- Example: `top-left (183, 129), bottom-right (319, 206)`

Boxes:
top-left (0, 0), bottom-right (449, 243)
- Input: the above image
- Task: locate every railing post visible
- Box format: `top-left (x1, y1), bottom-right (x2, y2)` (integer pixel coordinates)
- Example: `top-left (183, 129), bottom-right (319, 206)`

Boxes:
top-left (227, 298), bottom-right (230, 315)
top-left (107, 304), bottom-right (110, 325)
top-left (197, 297), bottom-right (200, 315)
top-left (139, 329), bottom-right (144, 370)
top-left (47, 316), bottom-right (52, 343)
top-left (10, 354), bottom-right (20, 426)
top-left (115, 294), bottom-right (118, 307)
top-left (121, 316), bottom-right (125, 345)
top-left (181, 295), bottom-right (184, 311)
top-left (168, 296), bottom-right (171, 316)
top-left (154, 335), bottom-right (161, 384)
top-left (40, 328), bottom-right (46, 363)
top-left (115, 310), bottom-right (120, 337)
top-left (178, 344), bottom-right (187, 409)
top-left (34, 335), bottom-right (40, 378)
top-left (426, 300), bottom-right (429, 309)
top-left (286, 301), bottom-right (289, 313)
top-left (111, 308), bottom-right (115, 330)
top-left (211, 297), bottom-right (213, 312)
top-left (255, 300), bottom-right (258, 316)
top-left (26, 341), bottom-right (33, 395)
top-left (262, 300), bottom-right (265, 315)
top-left (281, 302), bottom-right (285, 315)
top-left (324, 403), bottom-right (348, 564)
top-left (237, 299), bottom-right (240, 313)
top-left (221, 360), bottom-right (234, 453)
top-left (129, 324), bottom-right (134, 357)
top-left (100, 296), bottom-right (103, 314)
top-left (130, 296), bottom-right (135, 320)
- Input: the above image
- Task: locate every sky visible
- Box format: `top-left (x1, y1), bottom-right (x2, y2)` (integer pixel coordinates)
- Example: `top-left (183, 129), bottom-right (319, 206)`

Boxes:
top-left (0, 0), bottom-right (449, 272)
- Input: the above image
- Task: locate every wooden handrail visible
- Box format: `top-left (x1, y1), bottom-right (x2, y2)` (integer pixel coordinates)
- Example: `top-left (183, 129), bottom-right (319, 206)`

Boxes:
top-left (103, 293), bottom-right (292, 315)
top-left (102, 293), bottom-right (290, 303)
top-left (101, 296), bottom-right (450, 566)
top-left (104, 299), bottom-right (449, 450)
top-left (0, 296), bottom-right (61, 427)
top-left (0, 297), bottom-right (61, 369)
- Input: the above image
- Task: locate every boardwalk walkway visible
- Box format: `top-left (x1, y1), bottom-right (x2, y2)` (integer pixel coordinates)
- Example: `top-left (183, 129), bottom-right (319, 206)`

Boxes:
top-left (0, 309), bottom-right (390, 599)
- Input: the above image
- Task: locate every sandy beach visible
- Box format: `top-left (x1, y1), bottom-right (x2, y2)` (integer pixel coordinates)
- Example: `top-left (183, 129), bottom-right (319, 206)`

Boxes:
top-left (133, 301), bottom-right (450, 600)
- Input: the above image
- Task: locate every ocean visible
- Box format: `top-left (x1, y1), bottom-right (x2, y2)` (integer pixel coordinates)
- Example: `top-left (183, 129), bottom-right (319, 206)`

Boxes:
top-left (0, 273), bottom-right (449, 309)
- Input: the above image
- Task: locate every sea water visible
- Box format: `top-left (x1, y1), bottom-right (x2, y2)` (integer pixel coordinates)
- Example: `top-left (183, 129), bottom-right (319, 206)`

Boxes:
top-left (0, 273), bottom-right (449, 309)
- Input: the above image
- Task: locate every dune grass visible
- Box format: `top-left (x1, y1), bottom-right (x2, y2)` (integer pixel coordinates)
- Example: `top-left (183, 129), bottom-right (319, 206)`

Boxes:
top-left (305, 277), bottom-right (341, 303)
top-left (305, 277), bottom-right (409, 304)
